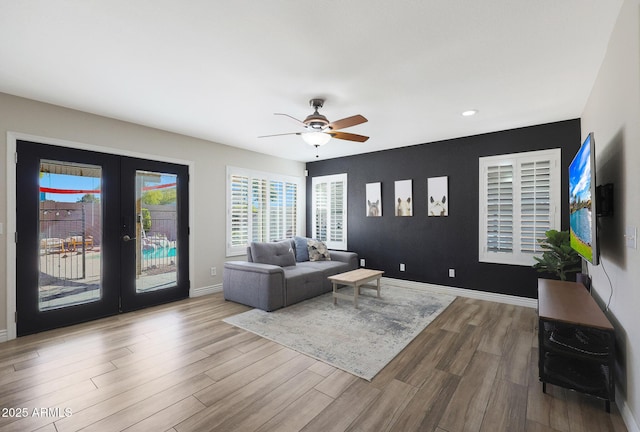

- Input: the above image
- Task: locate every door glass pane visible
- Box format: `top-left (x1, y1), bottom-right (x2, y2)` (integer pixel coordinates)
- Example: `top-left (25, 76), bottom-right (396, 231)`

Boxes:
top-left (136, 171), bottom-right (178, 292)
top-left (39, 160), bottom-right (102, 311)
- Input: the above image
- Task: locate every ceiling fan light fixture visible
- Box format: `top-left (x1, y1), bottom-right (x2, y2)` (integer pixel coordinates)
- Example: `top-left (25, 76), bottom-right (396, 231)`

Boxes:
top-left (302, 132), bottom-right (331, 146)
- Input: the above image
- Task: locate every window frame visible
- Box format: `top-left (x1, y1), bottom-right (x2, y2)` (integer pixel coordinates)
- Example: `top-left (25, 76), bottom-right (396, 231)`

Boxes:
top-left (478, 148), bottom-right (561, 266)
top-left (311, 173), bottom-right (348, 250)
top-left (226, 166), bottom-right (303, 257)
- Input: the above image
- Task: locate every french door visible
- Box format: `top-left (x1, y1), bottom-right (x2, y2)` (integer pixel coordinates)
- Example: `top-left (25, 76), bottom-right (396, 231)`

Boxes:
top-left (16, 141), bottom-right (189, 336)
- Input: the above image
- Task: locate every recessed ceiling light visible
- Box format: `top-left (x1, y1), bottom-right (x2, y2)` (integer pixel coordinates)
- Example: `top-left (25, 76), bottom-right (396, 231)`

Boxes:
top-left (462, 110), bottom-right (478, 117)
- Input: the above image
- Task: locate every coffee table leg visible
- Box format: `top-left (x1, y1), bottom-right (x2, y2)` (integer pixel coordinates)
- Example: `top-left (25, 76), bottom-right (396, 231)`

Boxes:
top-left (354, 283), bottom-right (358, 309)
top-left (376, 277), bottom-right (381, 298)
top-left (333, 282), bottom-right (338, 305)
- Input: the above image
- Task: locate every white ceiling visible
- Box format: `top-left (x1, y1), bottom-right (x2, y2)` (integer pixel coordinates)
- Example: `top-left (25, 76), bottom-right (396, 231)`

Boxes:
top-left (0, 1), bottom-right (623, 162)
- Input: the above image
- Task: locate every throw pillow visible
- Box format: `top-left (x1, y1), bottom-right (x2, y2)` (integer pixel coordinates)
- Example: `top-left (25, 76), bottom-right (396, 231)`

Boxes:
top-left (293, 236), bottom-right (310, 262)
top-left (307, 239), bottom-right (331, 261)
top-left (250, 240), bottom-right (296, 267)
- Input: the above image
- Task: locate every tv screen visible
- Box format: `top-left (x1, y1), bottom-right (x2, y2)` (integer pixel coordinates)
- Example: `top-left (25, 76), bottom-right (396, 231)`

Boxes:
top-left (569, 132), bottom-right (599, 265)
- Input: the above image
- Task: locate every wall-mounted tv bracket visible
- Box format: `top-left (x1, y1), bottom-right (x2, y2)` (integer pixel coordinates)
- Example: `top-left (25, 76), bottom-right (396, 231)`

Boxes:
top-left (596, 183), bottom-right (614, 217)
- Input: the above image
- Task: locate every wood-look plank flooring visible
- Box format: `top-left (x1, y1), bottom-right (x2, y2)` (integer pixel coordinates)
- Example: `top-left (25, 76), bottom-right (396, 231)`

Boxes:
top-left (0, 293), bottom-right (628, 432)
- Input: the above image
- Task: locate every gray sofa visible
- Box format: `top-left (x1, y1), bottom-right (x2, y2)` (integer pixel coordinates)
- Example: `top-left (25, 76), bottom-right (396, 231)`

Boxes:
top-left (223, 237), bottom-right (358, 311)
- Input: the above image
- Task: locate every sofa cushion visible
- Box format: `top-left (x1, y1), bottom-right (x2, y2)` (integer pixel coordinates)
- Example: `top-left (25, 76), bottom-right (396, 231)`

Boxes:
top-left (282, 265), bottom-right (327, 305)
top-left (250, 240), bottom-right (296, 267)
top-left (297, 260), bottom-right (351, 291)
top-left (307, 239), bottom-right (331, 261)
top-left (293, 236), bottom-right (310, 262)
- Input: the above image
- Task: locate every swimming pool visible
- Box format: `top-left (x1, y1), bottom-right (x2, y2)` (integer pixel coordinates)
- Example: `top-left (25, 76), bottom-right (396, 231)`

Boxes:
top-left (143, 246), bottom-right (176, 259)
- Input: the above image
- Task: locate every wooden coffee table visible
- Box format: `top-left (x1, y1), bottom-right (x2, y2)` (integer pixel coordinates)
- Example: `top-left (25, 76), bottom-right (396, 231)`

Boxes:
top-left (328, 268), bottom-right (384, 308)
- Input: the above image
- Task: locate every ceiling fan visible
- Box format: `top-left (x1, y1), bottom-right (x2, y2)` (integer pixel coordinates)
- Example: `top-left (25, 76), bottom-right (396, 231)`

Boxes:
top-left (259, 99), bottom-right (369, 150)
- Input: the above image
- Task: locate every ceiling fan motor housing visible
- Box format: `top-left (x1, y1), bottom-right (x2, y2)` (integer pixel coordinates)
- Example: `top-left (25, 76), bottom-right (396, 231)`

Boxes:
top-left (305, 98), bottom-right (329, 130)
top-left (309, 98), bottom-right (324, 109)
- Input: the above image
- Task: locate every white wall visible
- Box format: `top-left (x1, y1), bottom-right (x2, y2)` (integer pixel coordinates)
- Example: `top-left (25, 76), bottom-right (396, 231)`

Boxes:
top-left (0, 92), bottom-right (305, 338)
top-left (581, 0), bottom-right (640, 429)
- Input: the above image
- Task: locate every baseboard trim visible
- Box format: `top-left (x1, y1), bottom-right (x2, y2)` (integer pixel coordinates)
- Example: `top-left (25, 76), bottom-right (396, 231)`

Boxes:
top-left (618, 387), bottom-right (640, 432)
top-left (190, 283), bottom-right (223, 298)
top-left (0, 330), bottom-right (7, 343)
top-left (381, 277), bottom-right (538, 309)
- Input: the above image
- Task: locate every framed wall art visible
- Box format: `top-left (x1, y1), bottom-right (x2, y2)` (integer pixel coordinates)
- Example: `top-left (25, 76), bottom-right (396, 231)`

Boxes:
top-left (365, 182), bottom-right (382, 217)
top-left (428, 176), bottom-right (448, 216)
top-left (394, 179), bottom-right (413, 216)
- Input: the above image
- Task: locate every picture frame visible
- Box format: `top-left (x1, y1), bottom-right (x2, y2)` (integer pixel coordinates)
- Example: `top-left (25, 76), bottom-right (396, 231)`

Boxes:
top-left (365, 182), bottom-right (382, 217)
top-left (394, 179), bottom-right (413, 216)
top-left (428, 176), bottom-right (448, 216)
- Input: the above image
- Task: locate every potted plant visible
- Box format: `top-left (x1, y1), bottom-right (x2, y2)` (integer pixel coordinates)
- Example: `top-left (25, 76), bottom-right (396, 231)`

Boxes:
top-left (533, 229), bottom-right (582, 281)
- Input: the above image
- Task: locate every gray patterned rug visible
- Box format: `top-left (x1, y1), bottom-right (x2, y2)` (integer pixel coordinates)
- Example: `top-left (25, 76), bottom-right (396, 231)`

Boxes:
top-left (223, 283), bottom-right (456, 381)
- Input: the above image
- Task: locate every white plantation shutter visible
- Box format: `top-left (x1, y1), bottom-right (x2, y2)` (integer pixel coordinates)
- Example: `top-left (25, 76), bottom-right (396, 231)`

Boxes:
top-left (314, 182), bottom-right (328, 241)
top-left (226, 167), bottom-right (303, 256)
top-left (479, 149), bottom-right (560, 265)
top-left (229, 174), bottom-right (249, 251)
top-left (312, 173), bottom-right (347, 250)
top-left (486, 164), bottom-right (514, 253)
top-left (269, 180), bottom-right (285, 241)
top-left (251, 178), bottom-right (268, 243)
top-left (330, 180), bottom-right (344, 244)
top-left (285, 182), bottom-right (297, 238)
top-left (520, 160), bottom-right (551, 254)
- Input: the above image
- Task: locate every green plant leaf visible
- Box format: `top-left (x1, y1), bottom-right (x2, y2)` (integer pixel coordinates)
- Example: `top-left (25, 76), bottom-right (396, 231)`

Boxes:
top-left (532, 229), bottom-right (581, 280)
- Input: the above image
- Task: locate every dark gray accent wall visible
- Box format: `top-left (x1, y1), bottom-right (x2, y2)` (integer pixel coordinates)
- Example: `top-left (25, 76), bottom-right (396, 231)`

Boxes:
top-left (306, 119), bottom-right (581, 299)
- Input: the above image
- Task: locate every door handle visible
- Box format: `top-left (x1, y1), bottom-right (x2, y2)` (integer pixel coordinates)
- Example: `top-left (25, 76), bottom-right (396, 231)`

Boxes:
top-left (122, 235), bottom-right (136, 242)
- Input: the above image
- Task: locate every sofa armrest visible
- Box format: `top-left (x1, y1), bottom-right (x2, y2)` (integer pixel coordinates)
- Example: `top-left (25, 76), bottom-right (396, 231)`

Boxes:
top-left (328, 250), bottom-right (359, 270)
top-left (223, 261), bottom-right (286, 311)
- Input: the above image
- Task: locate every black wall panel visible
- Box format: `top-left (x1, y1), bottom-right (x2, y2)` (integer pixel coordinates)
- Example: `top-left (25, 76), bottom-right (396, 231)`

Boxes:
top-left (306, 119), bottom-right (581, 298)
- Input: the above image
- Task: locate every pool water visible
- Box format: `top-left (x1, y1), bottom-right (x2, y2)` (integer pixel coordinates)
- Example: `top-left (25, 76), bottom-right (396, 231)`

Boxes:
top-left (143, 246), bottom-right (176, 259)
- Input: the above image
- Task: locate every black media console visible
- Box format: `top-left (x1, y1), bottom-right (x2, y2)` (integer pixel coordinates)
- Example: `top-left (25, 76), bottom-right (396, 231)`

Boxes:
top-left (537, 279), bottom-right (615, 412)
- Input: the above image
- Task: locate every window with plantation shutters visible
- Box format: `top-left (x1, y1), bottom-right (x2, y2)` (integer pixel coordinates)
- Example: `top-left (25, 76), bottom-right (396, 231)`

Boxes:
top-left (479, 149), bottom-right (561, 266)
top-left (312, 173), bottom-right (347, 250)
top-left (226, 167), bottom-right (303, 256)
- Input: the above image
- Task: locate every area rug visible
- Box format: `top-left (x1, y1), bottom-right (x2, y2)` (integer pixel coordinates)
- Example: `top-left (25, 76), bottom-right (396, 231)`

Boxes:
top-left (223, 283), bottom-right (456, 381)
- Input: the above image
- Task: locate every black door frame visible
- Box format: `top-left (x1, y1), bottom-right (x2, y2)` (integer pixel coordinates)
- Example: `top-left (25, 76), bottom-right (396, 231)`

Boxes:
top-left (119, 156), bottom-right (190, 312)
top-left (14, 139), bottom-right (190, 336)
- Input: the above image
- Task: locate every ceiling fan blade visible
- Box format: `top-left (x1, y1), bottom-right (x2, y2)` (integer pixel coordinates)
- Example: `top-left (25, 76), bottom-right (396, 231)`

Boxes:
top-left (274, 113), bottom-right (306, 127)
top-left (258, 132), bottom-right (302, 138)
top-left (328, 131), bottom-right (369, 142)
top-left (328, 114), bottom-right (367, 131)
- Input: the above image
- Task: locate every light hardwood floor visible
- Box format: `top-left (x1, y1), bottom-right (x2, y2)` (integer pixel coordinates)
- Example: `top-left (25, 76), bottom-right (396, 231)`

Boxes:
top-left (0, 293), bottom-right (628, 432)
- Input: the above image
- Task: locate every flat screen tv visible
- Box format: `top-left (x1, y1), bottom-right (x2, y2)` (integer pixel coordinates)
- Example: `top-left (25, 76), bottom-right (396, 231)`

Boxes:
top-left (569, 132), bottom-right (599, 265)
